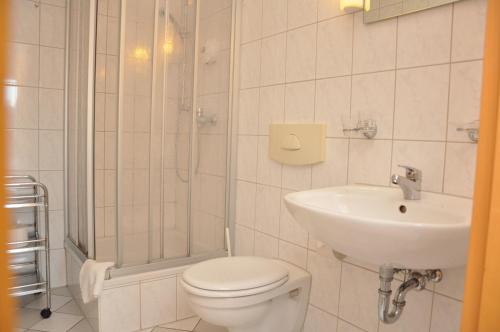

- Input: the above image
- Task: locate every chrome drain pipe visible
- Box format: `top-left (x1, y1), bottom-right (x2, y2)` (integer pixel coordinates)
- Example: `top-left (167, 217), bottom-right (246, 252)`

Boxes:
top-left (378, 266), bottom-right (442, 324)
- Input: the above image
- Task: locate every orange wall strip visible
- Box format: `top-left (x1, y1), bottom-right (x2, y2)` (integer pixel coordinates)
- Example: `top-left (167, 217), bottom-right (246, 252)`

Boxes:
top-left (0, 0), bottom-right (15, 331)
top-left (461, 0), bottom-right (500, 331)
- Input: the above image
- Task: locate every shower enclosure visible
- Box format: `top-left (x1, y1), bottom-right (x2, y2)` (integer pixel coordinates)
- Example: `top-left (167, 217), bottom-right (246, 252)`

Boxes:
top-left (65, 0), bottom-right (236, 273)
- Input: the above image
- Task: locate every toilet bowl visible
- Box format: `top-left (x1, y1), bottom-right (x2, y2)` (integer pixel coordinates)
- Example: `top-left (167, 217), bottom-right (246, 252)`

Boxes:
top-left (180, 256), bottom-right (311, 332)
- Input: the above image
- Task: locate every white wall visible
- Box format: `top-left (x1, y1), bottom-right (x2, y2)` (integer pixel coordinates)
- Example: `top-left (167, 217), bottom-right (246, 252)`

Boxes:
top-left (235, 0), bottom-right (487, 331)
top-left (6, 0), bottom-right (67, 287)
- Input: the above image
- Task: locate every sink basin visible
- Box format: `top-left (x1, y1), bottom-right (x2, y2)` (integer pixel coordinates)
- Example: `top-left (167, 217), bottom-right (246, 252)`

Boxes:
top-left (284, 185), bottom-right (472, 269)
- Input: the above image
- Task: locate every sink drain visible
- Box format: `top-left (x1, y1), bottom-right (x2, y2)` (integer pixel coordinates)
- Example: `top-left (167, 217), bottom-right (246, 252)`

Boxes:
top-left (399, 205), bottom-right (407, 213)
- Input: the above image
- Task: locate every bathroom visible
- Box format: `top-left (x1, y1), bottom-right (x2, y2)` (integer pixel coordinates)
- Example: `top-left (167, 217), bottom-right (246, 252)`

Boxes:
top-left (2, 0), bottom-right (498, 331)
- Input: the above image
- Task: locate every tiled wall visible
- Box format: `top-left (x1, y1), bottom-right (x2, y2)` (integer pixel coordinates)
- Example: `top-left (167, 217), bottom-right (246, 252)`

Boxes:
top-left (5, 0), bottom-right (67, 287)
top-left (235, 0), bottom-right (486, 331)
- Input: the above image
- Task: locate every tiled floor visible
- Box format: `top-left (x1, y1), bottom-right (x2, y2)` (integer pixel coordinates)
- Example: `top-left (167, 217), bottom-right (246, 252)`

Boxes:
top-left (15, 287), bottom-right (227, 332)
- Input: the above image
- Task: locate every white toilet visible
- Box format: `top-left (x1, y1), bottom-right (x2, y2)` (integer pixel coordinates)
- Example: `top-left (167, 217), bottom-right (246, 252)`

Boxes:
top-left (180, 256), bottom-right (311, 332)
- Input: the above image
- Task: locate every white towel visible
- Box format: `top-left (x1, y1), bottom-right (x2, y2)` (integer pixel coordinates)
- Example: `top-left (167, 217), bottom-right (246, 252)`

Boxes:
top-left (79, 260), bottom-right (114, 303)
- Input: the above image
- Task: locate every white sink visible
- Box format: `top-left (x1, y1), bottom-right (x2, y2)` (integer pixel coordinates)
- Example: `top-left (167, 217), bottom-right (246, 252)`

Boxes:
top-left (284, 185), bottom-right (472, 269)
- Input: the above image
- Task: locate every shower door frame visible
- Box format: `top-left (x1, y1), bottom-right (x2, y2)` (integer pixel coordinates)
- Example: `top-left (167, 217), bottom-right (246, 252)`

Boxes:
top-left (111, 0), bottom-right (241, 275)
top-left (64, 0), bottom-right (241, 277)
top-left (64, 0), bottom-right (97, 260)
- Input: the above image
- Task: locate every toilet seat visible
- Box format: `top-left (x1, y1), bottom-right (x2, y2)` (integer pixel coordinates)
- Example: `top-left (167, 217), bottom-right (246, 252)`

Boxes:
top-left (182, 256), bottom-right (289, 298)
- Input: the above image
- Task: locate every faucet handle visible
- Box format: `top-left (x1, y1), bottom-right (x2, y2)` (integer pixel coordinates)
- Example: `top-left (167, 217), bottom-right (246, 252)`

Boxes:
top-left (397, 165), bottom-right (422, 181)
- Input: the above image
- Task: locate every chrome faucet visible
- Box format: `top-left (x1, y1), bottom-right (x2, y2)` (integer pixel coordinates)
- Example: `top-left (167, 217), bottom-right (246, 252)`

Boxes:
top-left (391, 165), bottom-right (422, 200)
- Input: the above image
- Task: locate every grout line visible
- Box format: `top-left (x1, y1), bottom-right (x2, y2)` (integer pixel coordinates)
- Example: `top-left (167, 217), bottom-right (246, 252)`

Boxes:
top-left (441, 3), bottom-right (457, 194)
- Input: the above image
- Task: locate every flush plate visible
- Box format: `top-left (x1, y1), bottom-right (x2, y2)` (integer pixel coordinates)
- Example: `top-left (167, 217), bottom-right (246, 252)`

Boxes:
top-left (269, 123), bottom-right (326, 166)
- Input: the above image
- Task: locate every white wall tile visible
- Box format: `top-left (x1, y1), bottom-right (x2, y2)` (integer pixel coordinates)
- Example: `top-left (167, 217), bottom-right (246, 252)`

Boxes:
top-left (5, 86), bottom-right (38, 129)
top-left (254, 232), bottom-right (279, 258)
top-left (287, 0), bottom-right (318, 29)
top-left (285, 81), bottom-right (316, 122)
top-left (257, 137), bottom-right (282, 187)
top-left (8, 0), bottom-right (40, 45)
top-left (39, 170), bottom-right (64, 210)
top-left (235, 224), bottom-right (255, 255)
top-left (316, 15), bottom-right (353, 79)
top-left (311, 138), bottom-right (349, 188)
top-left (444, 143), bottom-right (477, 197)
top-left (39, 88), bottom-right (64, 130)
top-left (307, 251), bottom-right (342, 314)
top-left (241, 0), bottom-right (262, 43)
top-left (280, 190), bottom-right (309, 247)
top-left (282, 165), bottom-right (312, 191)
top-left (255, 185), bottom-right (281, 236)
top-left (107, 17), bottom-right (120, 56)
top-left (262, 0), bottom-right (287, 37)
top-left (97, 15), bottom-right (108, 54)
top-left (236, 135), bottom-right (258, 181)
top-left (49, 248), bottom-right (67, 287)
top-left (337, 320), bottom-right (365, 332)
top-left (141, 277), bottom-right (177, 328)
top-left (258, 85), bottom-right (285, 135)
top-left (396, 5), bottom-right (452, 68)
top-left (339, 264), bottom-right (379, 332)
top-left (100, 284), bottom-right (141, 332)
top-left (6, 42), bottom-right (39, 86)
top-left (451, 0), bottom-right (487, 62)
top-left (394, 65), bottom-right (450, 141)
top-left (447, 61), bottom-right (483, 142)
top-left (315, 76), bottom-right (351, 138)
top-left (304, 305), bottom-right (338, 332)
top-left (105, 55), bottom-right (119, 93)
top-left (278, 240), bottom-right (308, 268)
top-left (286, 24), bottom-right (317, 82)
top-left (238, 88), bottom-right (260, 135)
top-left (434, 267), bottom-right (466, 301)
top-left (235, 180), bottom-right (256, 228)
top-left (353, 13), bottom-right (396, 74)
top-left (391, 141), bottom-right (446, 192)
top-left (7, 129), bottom-right (38, 171)
top-left (240, 41), bottom-right (261, 89)
top-left (39, 130), bottom-right (64, 170)
top-left (317, 0), bottom-right (345, 21)
top-left (430, 294), bottom-right (463, 332)
top-left (260, 33), bottom-right (287, 86)
top-left (40, 46), bottom-right (65, 89)
top-left (351, 71), bottom-right (395, 139)
top-left (348, 139), bottom-right (392, 186)
top-left (40, 4), bottom-right (66, 48)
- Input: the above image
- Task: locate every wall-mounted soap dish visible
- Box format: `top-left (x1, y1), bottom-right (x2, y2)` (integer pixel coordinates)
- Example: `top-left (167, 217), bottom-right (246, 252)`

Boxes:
top-left (343, 119), bottom-right (377, 139)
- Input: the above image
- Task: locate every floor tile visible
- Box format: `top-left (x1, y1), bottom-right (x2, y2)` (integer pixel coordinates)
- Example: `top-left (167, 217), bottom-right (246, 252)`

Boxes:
top-left (56, 301), bottom-right (82, 315)
top-left (160, 316), bottom-right (200, 331)
top-left (51, 287), bottom-right (72, 297)
top-left (25, 294), bottom-right (72, 311)
top-left (16, 307), bottom-right (43, 329)
top-left (153, 328), bottom-right (185, 332)
top-left (68, 319), bottom-right (94, 332)
top-left (193, 320), bottom-right (228, 332)
top-left (30, 312), bottom-right (83, 332)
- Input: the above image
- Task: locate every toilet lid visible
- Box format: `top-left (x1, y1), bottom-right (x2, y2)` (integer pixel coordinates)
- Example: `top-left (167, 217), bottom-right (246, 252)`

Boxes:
top-left (182, 256), bottom-right (289, 292)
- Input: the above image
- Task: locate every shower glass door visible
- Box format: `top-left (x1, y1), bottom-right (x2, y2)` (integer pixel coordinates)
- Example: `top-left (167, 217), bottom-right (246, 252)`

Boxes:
top-left (93, 0), bottom-right (233, 267)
